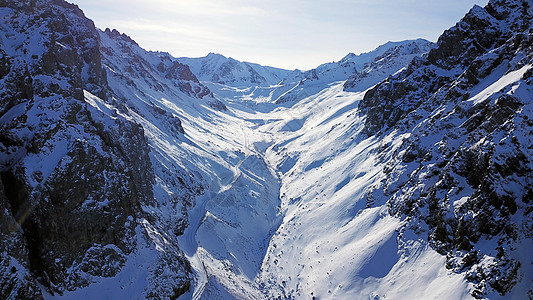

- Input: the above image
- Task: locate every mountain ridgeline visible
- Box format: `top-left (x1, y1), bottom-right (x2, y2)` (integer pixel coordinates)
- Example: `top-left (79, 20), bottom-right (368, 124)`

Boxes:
top-left (0, 0), bottom-right (532, 299)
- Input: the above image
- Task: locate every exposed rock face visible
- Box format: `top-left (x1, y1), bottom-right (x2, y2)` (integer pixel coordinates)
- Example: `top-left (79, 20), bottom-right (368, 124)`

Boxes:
top-left (359, 0), bottom-right (533, 297)
top-left (100, 28), bottom-right (225, 111)
top-left (0, 0), bottom-right (150, 294)
top-left (0, 176), bottom-right (43, 299)
top-left (0, 0), bottom-right (198, 297)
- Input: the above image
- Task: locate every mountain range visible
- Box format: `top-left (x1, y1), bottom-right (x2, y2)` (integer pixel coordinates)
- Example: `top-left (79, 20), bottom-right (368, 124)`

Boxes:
top-left (0, 0), bottom-right (531, 299)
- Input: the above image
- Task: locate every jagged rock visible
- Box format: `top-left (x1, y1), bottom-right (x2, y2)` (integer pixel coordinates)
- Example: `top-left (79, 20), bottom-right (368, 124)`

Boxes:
top-left (101, 28), bottom-right (212, 100)
top-left (208, 98), bottom-right (228, 111)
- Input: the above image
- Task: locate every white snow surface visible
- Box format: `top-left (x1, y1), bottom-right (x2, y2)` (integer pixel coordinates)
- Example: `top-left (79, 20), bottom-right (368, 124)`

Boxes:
top-left (227, 84), bottom-right (473, 299)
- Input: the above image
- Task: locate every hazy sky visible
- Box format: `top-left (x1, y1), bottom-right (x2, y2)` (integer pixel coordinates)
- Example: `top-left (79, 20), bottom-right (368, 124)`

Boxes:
top-left (70, 0), bottom-right (489, 70)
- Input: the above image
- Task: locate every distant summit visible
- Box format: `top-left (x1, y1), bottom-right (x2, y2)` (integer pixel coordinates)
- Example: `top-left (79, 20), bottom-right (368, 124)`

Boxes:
top-left (177, 53), bottom-right (294, 87)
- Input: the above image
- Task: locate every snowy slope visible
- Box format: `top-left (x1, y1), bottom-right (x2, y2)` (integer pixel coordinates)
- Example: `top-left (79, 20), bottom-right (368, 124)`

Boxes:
top-left (247, 84), bottom-right (474, 299)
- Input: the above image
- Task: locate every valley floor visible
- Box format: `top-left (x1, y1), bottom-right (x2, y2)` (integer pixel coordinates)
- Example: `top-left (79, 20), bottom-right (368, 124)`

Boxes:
top-left (175, 82), bottom-right (475, 299)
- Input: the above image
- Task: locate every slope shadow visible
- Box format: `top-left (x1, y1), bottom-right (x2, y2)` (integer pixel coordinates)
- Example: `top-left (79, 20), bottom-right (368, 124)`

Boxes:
top-left (358, 233), bottom-right (399, 278)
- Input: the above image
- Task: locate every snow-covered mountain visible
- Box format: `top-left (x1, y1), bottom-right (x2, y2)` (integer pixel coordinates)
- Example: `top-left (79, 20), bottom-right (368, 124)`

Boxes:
top-left (0, 1), bottom-right (206, 297)
top-left (1, 0), bottom-right (532, 299)
top-left (309, 39), bottom-right (433, 86)
top-left (274, 39), bottom-right (434, 104)
top-left (177, 53), bottom-right (294, 87)
top-left (343, 39), bottom-right (435, 92)
top-left (192, 39), bottom-right (434, 107)
top-left (358, 1), bottom-right (533, 297)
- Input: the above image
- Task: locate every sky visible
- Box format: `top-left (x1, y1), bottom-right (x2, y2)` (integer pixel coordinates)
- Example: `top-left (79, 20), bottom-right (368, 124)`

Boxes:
top-left (69, 0), bottom-right (489, 70)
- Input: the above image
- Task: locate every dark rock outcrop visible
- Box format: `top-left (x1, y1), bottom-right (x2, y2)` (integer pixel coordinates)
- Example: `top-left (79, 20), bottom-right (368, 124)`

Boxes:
top-left (0, 176), bottom-right (43, 299)
top-left (0, 0), bottom-right (152, 294)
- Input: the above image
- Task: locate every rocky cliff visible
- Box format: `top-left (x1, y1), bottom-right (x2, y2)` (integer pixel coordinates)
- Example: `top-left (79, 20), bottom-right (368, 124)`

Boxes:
top-left (0, 0), bottom-right (205, 297)
top-left (359, 0), bottom-right (533, 297)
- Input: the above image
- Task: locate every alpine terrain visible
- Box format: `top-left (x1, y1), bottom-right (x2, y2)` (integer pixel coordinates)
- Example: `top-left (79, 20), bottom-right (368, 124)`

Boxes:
top-left (0, 0), bottom-right (532, 299)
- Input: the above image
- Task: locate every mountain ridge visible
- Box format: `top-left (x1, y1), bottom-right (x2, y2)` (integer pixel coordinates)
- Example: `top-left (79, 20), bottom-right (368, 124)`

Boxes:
top-left (176, 52), bottom-right (294, 87)
top-left (359, 0), bottom-right (533, 296)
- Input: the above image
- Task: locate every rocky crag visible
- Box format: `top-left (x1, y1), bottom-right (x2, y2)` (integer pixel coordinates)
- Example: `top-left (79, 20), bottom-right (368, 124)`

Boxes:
top-left (360, 0), bottom-right (533, 297)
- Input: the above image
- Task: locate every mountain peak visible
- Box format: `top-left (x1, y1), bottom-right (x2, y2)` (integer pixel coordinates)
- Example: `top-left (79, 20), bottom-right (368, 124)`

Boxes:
top-left (103, 28), bottom-right (139, 46)
top-left (206, 52), bottom-right (226, 59)
top-left (177, 53), bottom-right (294, 87)
top-left (1, 0), bottom-right (531, 299)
